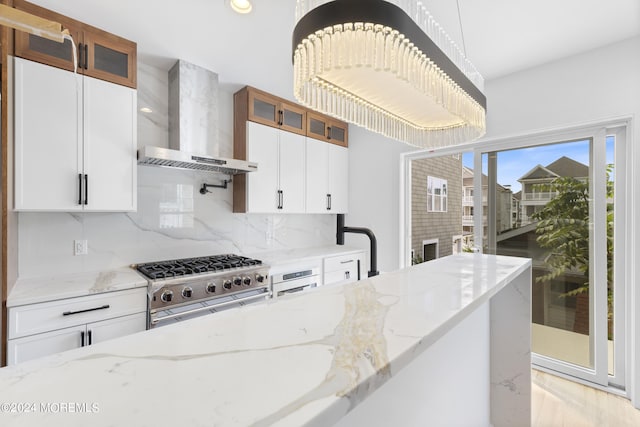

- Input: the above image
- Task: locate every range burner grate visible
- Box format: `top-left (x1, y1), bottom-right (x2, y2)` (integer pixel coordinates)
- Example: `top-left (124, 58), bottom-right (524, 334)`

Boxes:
top-left (136, 254), bottom-right (262, 280)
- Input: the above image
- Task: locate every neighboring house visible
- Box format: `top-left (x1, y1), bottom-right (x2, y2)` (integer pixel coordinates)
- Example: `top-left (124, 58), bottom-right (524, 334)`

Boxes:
top-left (498, 156), bottom-right (590, 333)
top-left (518, 156), bottom-right (589, 225)
top-left (461, 166), bottom-right (512, 246)
top-left (411, 156), bottom-right (462, 262)
top-left (512, 191), bottom-right (522, 228)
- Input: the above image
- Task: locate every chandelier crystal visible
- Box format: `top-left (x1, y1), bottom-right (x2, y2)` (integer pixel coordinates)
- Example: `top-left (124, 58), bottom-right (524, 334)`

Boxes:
top-left (293, 0), bottom-right (486, 149)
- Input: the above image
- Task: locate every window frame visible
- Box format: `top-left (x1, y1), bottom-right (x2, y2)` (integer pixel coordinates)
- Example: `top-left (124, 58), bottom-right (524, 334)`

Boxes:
top-left (427, 176), bottom-right (448, 213)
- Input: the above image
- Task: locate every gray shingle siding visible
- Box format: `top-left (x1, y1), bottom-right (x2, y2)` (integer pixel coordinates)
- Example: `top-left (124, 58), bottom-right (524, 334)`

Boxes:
top-left (411, 156), bottom-right (462, 261)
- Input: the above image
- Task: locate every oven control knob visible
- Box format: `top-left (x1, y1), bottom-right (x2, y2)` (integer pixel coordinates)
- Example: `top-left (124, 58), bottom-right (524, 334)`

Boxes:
top-left (206, 282), bottom-right (216, 293)
top-left (233, 276), bottom-right (242, 286)
top-left (182, 287), bottom-right (193, 298)
top-left (242, 276), bottom-right (252, 286)
top-left (223, 279), bottom-right (233, 290)
top-left (161, 290), bottom-right (174, 303)
top-left (256, 274), bottom-right (265, 283)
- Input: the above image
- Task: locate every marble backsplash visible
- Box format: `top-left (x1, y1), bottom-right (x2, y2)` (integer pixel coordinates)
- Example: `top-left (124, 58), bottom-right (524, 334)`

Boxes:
top-left (17, 61), bottom-right (337, 278)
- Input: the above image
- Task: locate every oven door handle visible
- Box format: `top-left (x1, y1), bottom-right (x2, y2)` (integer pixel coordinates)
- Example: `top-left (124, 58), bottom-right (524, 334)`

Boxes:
top-left (277, 283), bottom-right (314, 297)
top-left (150, 290), bottom-right (271, 325)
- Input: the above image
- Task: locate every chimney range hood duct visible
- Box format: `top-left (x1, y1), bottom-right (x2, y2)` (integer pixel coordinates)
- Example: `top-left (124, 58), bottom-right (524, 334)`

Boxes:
top-left (137, 60), bottom-right (257, 174)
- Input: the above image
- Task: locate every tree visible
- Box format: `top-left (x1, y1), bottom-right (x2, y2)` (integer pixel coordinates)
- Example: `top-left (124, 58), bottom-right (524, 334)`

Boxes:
top-left (531, 166), bottom-right (613, 304)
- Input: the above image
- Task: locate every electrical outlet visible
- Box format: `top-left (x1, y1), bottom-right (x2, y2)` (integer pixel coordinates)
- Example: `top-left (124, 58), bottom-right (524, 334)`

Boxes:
top-left (74, 240), bottom-right (88, 256)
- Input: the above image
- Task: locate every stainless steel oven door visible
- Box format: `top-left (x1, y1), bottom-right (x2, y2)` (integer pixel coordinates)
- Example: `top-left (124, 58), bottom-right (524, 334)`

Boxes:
top-left (149, 287), bottom-right (270, 328)
top-left (272, 275), bottom-right (319, 297)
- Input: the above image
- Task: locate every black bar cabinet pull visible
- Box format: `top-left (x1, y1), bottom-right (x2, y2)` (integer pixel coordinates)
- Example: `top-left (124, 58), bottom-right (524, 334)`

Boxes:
top-left (84, 44), bottom-right (88, 69)
top-left (80, 331), bottom-right (85, 347)
top-left (78, 173), bottom-right (83, 205)
top-left (87, 330), bottom-right (92, 345)
top-left (327, 194), bottom-right (332, 210)
top-left (63, 304), bottom-right (110, 316)
top-left (277, 190), bottom-right (283, 209)
top-left (78, 43), bottom-right (83, 69)
top-left (278, 110), bottom-right (283, 126)
top-left (84, 174), bottom-right (89, 205)
top-left (327, 126), bottom-right (332, 140)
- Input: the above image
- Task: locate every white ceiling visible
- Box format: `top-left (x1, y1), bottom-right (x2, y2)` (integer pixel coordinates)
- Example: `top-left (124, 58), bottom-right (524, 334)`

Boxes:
top-left (29, 0), bottom-right (640, 96)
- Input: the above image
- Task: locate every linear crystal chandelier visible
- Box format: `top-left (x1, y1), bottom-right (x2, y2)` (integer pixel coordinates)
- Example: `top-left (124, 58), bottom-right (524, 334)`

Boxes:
top-left (293, 0), bottom-right (486, 149)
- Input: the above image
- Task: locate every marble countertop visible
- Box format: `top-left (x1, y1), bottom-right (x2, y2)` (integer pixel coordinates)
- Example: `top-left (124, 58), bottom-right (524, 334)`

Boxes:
top-left (8, 246), bottom-right (363, 308)
top-left (249, 245), bottom-right (365, 269)
top-left (7, 268), bottom-right (148, 307)
top-left (0, 254), bottom-right (530, 426)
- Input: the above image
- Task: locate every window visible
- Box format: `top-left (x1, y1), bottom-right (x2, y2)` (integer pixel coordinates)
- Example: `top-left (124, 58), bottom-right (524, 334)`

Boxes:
top-left (422, 238), bottom-right (439, 261)
top-left (427, 176), bottom-right (447, 212)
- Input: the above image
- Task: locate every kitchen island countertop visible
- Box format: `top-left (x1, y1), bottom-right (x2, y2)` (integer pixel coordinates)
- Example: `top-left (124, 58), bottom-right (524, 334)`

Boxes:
top-left (0, 253), bottom-right (531, 426)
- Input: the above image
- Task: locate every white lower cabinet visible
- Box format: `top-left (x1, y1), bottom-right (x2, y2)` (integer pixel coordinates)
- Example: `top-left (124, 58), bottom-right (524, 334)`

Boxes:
top-left (323, 251), bottom-right (366, 286)
top-left (7, 313), bottom-right (145, 365)
top-left (8, 324), bottom-right (86, 365)
top-left (7, 288), bottom-right (146, 365)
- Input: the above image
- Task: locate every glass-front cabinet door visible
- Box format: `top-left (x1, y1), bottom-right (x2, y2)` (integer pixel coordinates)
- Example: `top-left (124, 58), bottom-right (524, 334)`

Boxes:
top-left (307, 112), bottom-right (328, 141)
top-left (307, 112), bottom-right (348, 147)
top-left (280, 102), bottom-right (305, 135)
top-left (13, 0), bottom-right (79, 72)
top-left (328, 120), bottom-right (348, 146)
top-left (13, 0), bottom-right (137, 88)
top-left (248, 90), bottom-right (306, 136)
top-left (83, 31), bottom-right (137, 88)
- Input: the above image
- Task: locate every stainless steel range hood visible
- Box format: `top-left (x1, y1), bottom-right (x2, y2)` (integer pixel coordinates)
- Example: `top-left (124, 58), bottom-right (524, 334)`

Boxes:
top-left (137, 60), bottom-right (257, 174)
top-left (137, 146), bottom-right (257, 174)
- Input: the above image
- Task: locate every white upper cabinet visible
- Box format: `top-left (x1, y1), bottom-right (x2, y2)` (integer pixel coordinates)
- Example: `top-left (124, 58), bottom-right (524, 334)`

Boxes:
top-left (246, 121), bottom-right (305, 213)
top-left (277, 130), bottom-right (305, 213)
top-left (246, 122), bottom-right (279, 212)
top-left (14, 57), bottom-right (82, 211)
top-left (82, 76), bottom-right (137, 211)
top-left (13, 57), bottom-right (137, 212)
top-left (305, 138), bottom-right (329, 213)
top-left (305, 138), bottom-right (349, 214)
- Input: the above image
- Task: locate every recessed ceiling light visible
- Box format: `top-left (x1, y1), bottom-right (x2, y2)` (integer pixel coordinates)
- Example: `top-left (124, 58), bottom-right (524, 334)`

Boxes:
top-left (230, 0), bottom-right (252, 14)
top-left (140, 107), bottom-right (153, 113)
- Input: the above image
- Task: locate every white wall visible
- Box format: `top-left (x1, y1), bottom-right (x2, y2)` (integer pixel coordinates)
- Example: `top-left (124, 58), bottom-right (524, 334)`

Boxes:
top-left (482, 36), bottom-right (640, 406)
top-left (347, 127), bottom-right (414, 274)
top-left (485, 37), bottom-right (640, 137)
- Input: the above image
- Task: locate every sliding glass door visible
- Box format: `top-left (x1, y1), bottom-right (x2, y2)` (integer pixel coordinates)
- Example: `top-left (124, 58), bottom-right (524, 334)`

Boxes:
top-left (476, 126), bottom-right (626, 388)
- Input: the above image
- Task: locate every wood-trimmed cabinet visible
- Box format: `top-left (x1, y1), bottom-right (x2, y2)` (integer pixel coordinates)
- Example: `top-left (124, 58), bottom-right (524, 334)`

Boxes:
top-left (234, 86), bottom-right (349, 214)
top-left (247, 88), bottom-right (306, 136)
top-left (13, 0), bottom-right (137, 88)
top-left (306, 111), bottom-right (348, 147)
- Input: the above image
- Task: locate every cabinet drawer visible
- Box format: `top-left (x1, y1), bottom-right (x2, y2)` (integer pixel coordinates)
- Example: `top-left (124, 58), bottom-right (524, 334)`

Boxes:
top-left (323, 252), bottom-right (365, 286)
top-left (324, 253), bottom-right (362, 273)
top-left (9, 288), bottom-right (146, 339)
top-left (324, 269), bottom-right (359, 286)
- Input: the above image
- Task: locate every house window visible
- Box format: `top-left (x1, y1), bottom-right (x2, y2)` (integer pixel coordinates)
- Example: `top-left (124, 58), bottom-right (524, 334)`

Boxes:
top-left (423, 238), bottom-right (439, 261)
top-left (427, 176), bottom-right (447, 212)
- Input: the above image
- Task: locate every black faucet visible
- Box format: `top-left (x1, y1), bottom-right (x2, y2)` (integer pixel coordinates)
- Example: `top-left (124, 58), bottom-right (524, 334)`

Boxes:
top-left (336, 214), bottom-right (379, 277)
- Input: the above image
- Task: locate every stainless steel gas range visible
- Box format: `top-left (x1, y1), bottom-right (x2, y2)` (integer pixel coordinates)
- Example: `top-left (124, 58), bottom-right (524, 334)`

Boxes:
top-left (134, 254), bottom-right (271, 328)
